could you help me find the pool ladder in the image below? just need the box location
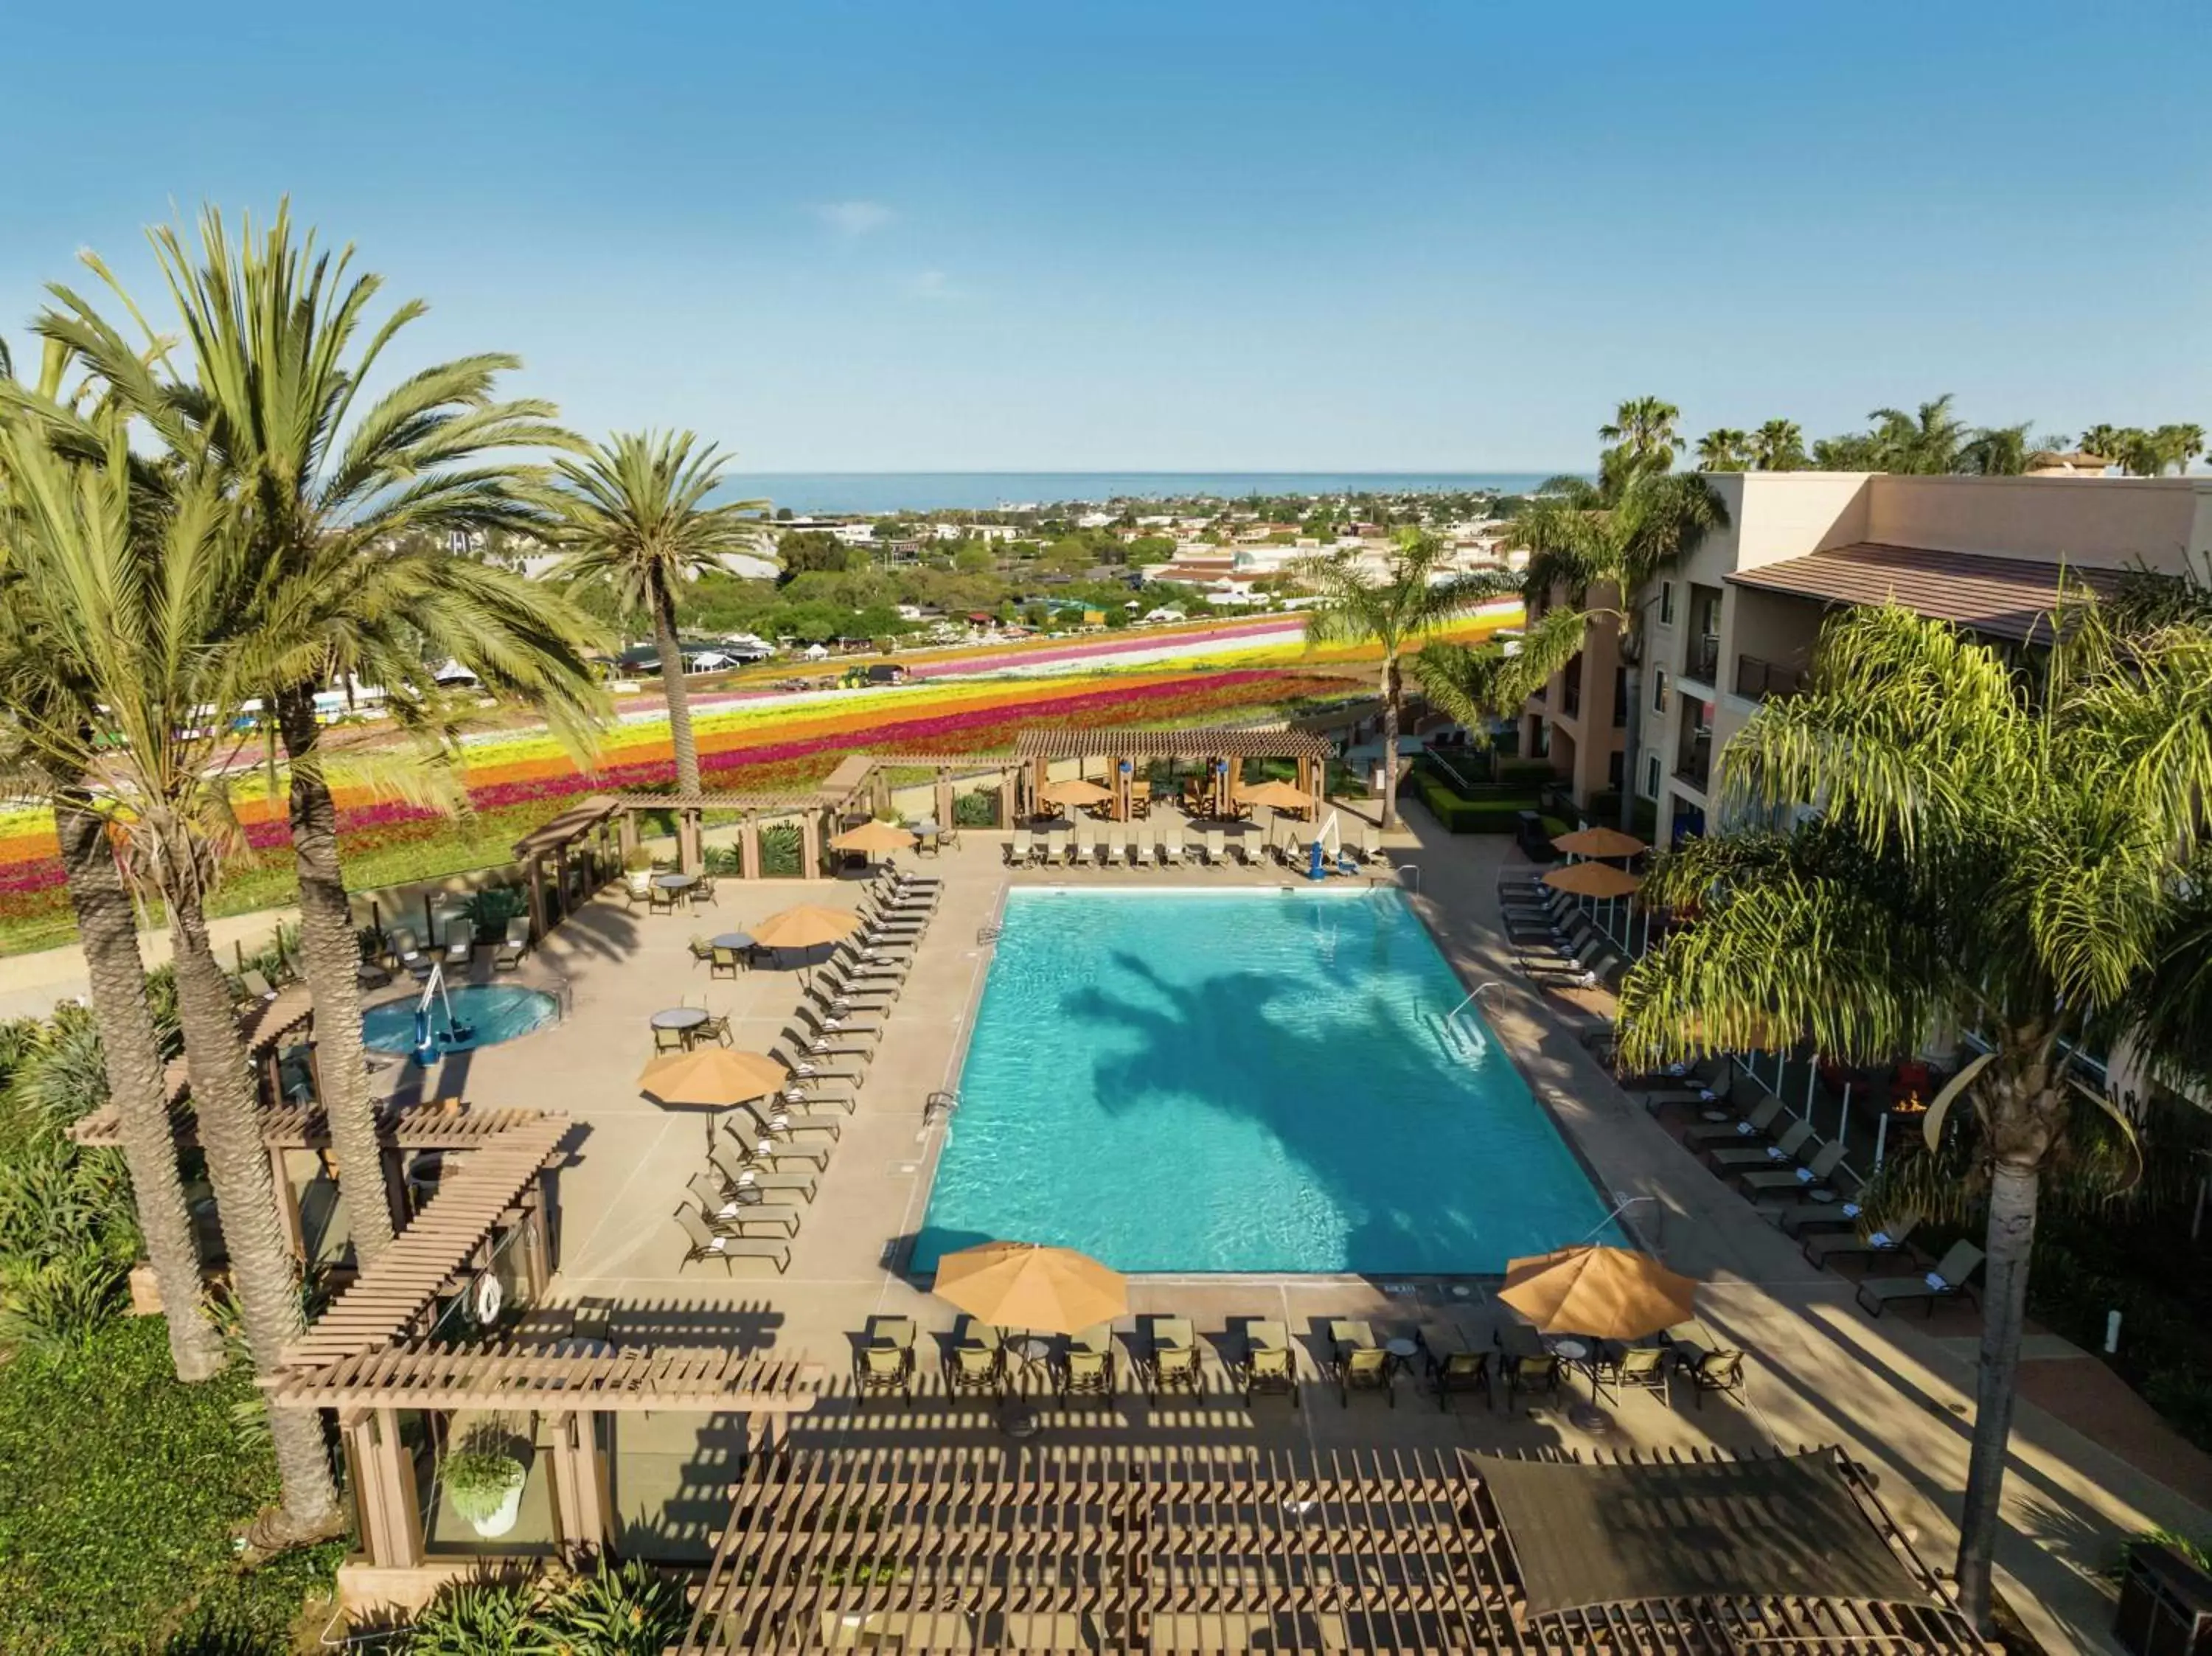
[925,1089,961,1124]
[1438,983,1502,1063]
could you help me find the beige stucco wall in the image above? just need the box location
[1863,475,2211,573]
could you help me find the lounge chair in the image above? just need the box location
[1709,1118,1815,1172]
[1073,825,1097,866]
[718,1121,830,1172]
[239,969,278,1003]
[944,1322,1006,1399]
[1857,1240,1984,1318]
[1007,829,1032,866]
[493,917,531,971]
[768,1042,863,1088]
[1331,1319,1393,1408]
[1144,1317,1203,1402]
[674,1204,790,1276]
[784,1017,876,1059]
[1104,824,1127,867]
[1203,828,1226,865]
[1160,827,1186,865]
[1048,827,1073,866]
[1677,1345,1747,1408]
[799,997,884,1037]
[751,1098,846,1141]
[388,925,433,980]
[1682,1094,1786,1143]
[1058,1324,1117,1405]
[1806,1213,1920,1274]
[706,1144,818,1204]
[1428,1347,1490,1412]
[814,975,897,1014]
[855,1316,916,1409]
[684,1173,801,1238]
[1027,829,1052,866]
[1738,1138,1849,1194]
[1591,1341,1670,1407]
[1242,1320,1298,1408]
[1134,825,1156,866]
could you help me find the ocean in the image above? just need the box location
[716,471,1560,515]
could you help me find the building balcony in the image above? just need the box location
[1685,636,1720,685]
[1674,740,1711,790]
[1734,654,1808,700]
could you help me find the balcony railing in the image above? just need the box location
[1562,682,1581,717]
[1686,636,1720,683]
[1735,654,1808,700]
[1674,740,1711,790]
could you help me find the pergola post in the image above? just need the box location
[799,810,821,877]
[518,1191,552,1299]
[380,1146,412,1234]
[269,1144,307,1260]
[525,860,548,945]
[934,770,955,832]
[617,809,639,864]
[740,815,761,880]
[679,809,703,874]
[544,1409,612,1559]
[343,1407,425,1569]
[998,768,1017,829]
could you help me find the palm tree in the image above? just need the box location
[1597,397,1682,490]
[1750,420,1806,471]
[1694,428,1750,472]
[2153,422,2205,474]
[544,432,770,807]
[1615,597,2212,1632]
[1487,470,1728,832]
[40,204,605,1267]
[0,345,224,1382]
[1958,421,2038,476]
[2077,423,2126,468]
[1868,394,1970,473]
[1293,530,1508,830]
[0,408,342,1545]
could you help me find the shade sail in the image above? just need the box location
[1498,1244,1697,1341]
[1242,779,1315,809]
[1552,826,1648,858]
[830,819,918,854]
[638,1048,788,1107]
[1043,777,1113,807]
[1543,861,1644,899]
[751,904,864,949]
[931,1241,1128,1335]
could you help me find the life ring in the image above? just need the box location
[472,1273,504,1324]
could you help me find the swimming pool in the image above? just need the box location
[913,888,1618,1275]
[361,984,561,1057]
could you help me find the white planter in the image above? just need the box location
[468,1478,525,1539]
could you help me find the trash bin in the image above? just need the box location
[2116,1542,2212,1656]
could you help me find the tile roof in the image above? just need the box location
[1725,543,2126,643]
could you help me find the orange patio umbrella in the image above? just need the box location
[831,819,919,855]
[751,903,864,950]
[931,1240,1129,1335]
[1043,776,1113,807]
[1242,779,1315,810]
[637,1047,788,1107]
[1552,825,1649,859]
[1498,1244,1697,1343]
[1543,861,1643,900]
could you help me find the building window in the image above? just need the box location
[1644,753,1662,799]
[1652,669,1669,714]
[1607,751,1625,791]
[1658,581,1676,625]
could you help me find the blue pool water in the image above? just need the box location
[914,888,1618,1275]
[360,984,561,1057]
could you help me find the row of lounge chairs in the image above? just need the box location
[1497,874,1627,991]
[674,868,942,1277]
[377,916,533,981]
[1006,822,1389,872]
[1631,1060,1988,1318]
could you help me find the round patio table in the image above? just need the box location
[654,872,699,894]
[712,931,754,952]
[650,1006,709,1034]
[1385,1336,1420,1377]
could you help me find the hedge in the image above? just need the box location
[1414,778,1539,834]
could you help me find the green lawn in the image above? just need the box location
[0,1319,344,1655]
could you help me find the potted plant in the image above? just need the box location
[444,1428,529,1538]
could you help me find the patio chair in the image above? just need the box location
[1144,1318,1203,1402]
[389,925,434,980]
[1503,1351,1563,1410]
[1058,1324,1117,1405]
[652,1023,688,1055]
[647,883,678,916]
[1857,1240,1984,1318]
[622,871,653,908]
[1160,827,1186,865]
[1592,1341,1671,1408]
[481,918,527,972]
[944,1322,1006,1400]
[1739,1137,1848,1195]
[1681,1096,1785,1141]
[855,1316,917,1409]
[695,1006,734,1047]
[1677,1346,1748,1408]
[692,873,717,907]
[673,1204,790,1276]
[1105,824,1127,867]
[238,969,279,1003]
[1428,1348,1491,1413]
[1134,825,1156,866]
[1008,829,1032,866]
[1242,1321,1298,1409]
[1203,828,1226,864]
[1709,1118,1815,1172]
[1330,1319,1393,1408]
[688,934,715,968]
[1805,1213,1921,1274]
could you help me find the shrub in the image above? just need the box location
[1413,778,1536,834]
[759,824,803,877]
[400,1576,542,1655]
[462,886,529,939]
[952,790,998,828]
[400,1560,688,1655]
[442,1431,527,1525]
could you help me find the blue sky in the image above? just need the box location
[2,1,2205,471]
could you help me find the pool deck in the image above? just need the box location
[393,818,2205,1652]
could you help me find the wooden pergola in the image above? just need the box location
[681,1445,1989,1656]
[511,796,624,942]
[1012,726,1335,823]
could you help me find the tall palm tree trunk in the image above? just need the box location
[276,687,394,1266]
[1618,656,1645,835]
[654,579,701,798]
[1955,1154,2041,1630]
[154,826,342,1544]
[1379,653,1402,830]
[56,787,225,1382]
